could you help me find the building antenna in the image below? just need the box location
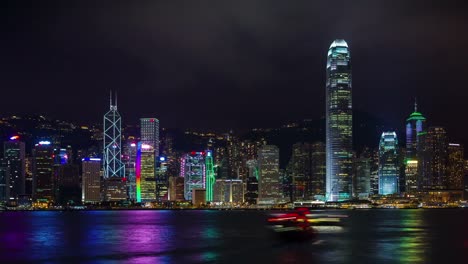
[414,97,418,112]
[115,91,118,109]
[110,90,113,108]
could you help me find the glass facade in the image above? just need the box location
[405,103,426,192]
[258,145,281,203]
[140,118,160,157]
[103,93,125,178]
[181,152,205,201]
[326,39,353,201]
[378,132,400,195]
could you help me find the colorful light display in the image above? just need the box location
[135,142,142,203]
[205,150,215,202]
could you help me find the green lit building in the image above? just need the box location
[405,102,426,192]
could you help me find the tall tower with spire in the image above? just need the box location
[103,91,125,178]
[405,99,426,192]
[325,39,353,201]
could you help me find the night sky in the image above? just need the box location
[1,1,467,144]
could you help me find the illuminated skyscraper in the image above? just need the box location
[33,141,54,203]
[136,143,156,202]
[82,158,101,204]
[405,101,426,192]
[103,92,125,178]
[3,136,26,199]
[378,132,400,195]
[447,143,464,189]
[326,39,353,201]
[181,152,205,201]
[205,150,215,202]
[140,118,160,157]
[258,145,281,203]
[287,143,310,201]
[155,156,169,202]
[419,127,447,189]
[311,142,326,198]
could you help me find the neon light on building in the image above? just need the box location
[205,150,215,202]
[135,142,142,203]
[180,152,205,201]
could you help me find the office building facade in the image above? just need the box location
[326,39,353,201]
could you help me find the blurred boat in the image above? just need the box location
[267,208,317,241]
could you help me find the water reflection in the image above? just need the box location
[375,210,428,263]
[0,209,467,263]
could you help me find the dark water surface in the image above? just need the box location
[1,209,467,263]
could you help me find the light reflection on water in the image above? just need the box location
[0,209,467,263]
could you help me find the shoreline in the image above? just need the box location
[1,207,466,212]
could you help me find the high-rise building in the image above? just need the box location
[287,143,311,201]
[103,92,125,178]
[33,141,54,203]
[205,150,215,202]
[136,143,156,202]
[405,102,426,193]
[181,152,205,201]
[123,141,137,201]
[354,157,371,199]
[213,179,243,203]
[155,156,169,202]
[419,127,448,189]
[0,164,10,203]
[140,118,160,157]
[446,143,464,190]
[311,142,326,198]
[325,39,353,201]
[4,136,26,199]
[245,159,259,204]
[82,158,102,204]
[378,132,400,195]
[258,145,281,203]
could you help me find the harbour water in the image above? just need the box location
[1,209,467,263]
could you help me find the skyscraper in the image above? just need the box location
[258,145,281,203]
[136,143,156,202]
[311,142,326,198]
[140,118,160,157]
[82,158,101,204]
[447,143,464,190]
[326,39,353,201]
[354,157,371,199]
[103,92,125,178]
[205,150,215,202]
[3,136,26,199]
[419,127,448,189]
[33,141,54,203]
[287,143,311,201]
[378,132,400,195]
[181,152,205,201]
[405,101,426,192]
